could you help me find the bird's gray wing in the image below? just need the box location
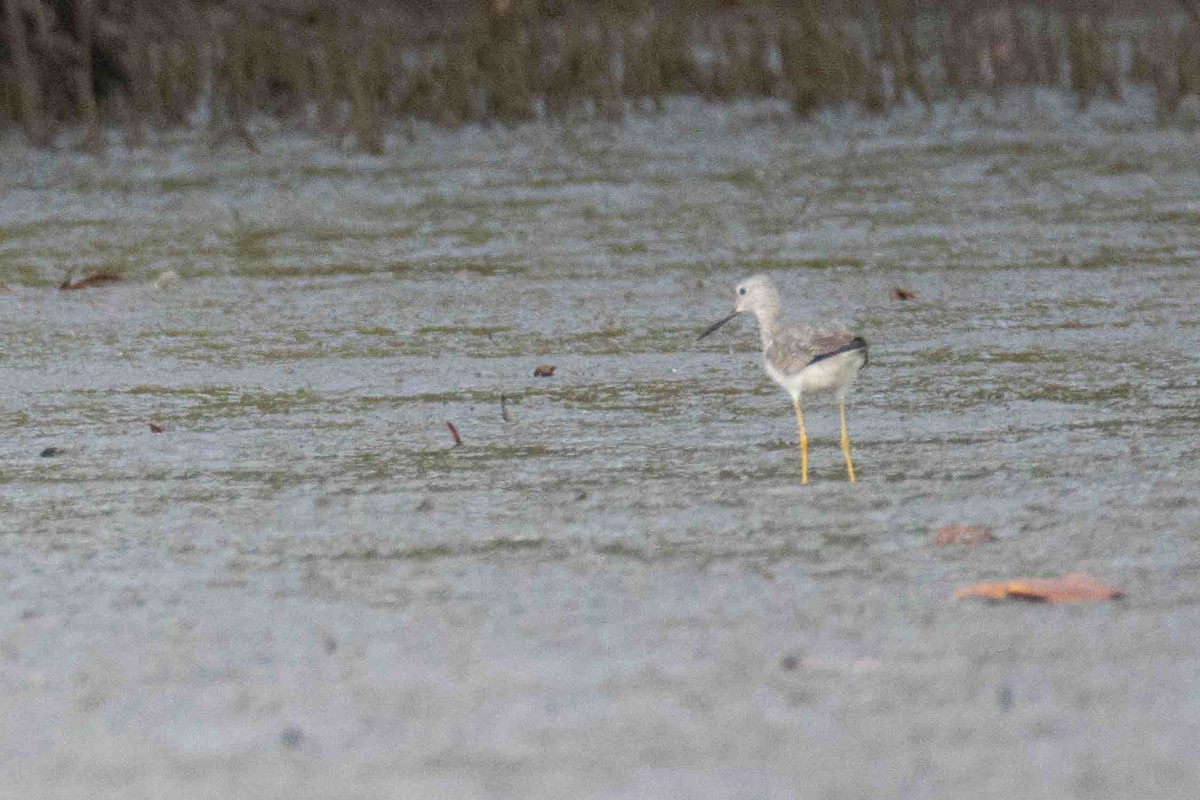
[767,323,859,376]
[764,325,818,376]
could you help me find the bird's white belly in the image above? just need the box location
[764,351,864,397]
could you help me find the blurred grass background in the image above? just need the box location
[2,1,1199,153]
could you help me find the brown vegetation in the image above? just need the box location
[934,524,993,545]
[2,1,1198,152]
[954,572,1122,603]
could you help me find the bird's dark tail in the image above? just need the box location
[848,336,869,367]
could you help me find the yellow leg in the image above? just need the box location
[839,396,857,484]
[791,395,808,484]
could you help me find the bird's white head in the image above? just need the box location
[733,274,781,318]
[698,274,781,341]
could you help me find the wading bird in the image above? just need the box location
[700,275,868,484]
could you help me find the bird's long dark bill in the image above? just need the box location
[698,310,739,340]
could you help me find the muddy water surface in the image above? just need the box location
[2,97,1200,797]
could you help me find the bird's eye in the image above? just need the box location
[738,287,746,296]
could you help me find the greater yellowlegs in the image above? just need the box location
[699,274,868,484]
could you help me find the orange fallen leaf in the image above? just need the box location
[60,273,122,290]
[935,524,994,545]
[891,287,915,300]
[446,421,462,446]
[954,572,1121,604]
[533,365,556,377]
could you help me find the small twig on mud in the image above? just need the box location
[60,272,122,290]
[500,394,510,422]
[446,421,462,446]
[233,122,260,153]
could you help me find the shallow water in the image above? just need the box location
[3,95,1200,798]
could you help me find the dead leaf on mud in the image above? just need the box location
[446,421,462,446]
[60,273,123,290]
[533,364,556,377]
[149,423,165,434]
[890,287,916,300]
[953,572,1121,604]
[935,524,994,545]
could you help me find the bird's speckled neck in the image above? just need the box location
[751,306,780,351]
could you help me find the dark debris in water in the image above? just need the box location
[39,447,63,458]
[533,365,556,377]
[279,726,304,750]
[997,685,1014,713]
